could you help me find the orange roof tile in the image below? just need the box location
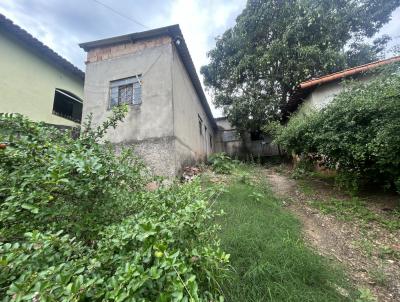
[300,56,400,89]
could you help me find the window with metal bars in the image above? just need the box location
[109,75,142,108]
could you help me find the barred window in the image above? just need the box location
[109,75,142,108]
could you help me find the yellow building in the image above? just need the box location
[0,13,84,126]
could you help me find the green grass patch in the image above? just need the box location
[311,198,400,231]
[210,175,356,301]
[298,180,316,196]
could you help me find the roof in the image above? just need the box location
[300,55,400,89]
[0,13,84,80]
[282,55,400,119]
[79,25,217,129]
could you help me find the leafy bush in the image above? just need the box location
[0,110,229,301]
[208,153,236,174]
[275,67,400,192]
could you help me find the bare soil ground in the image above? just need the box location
[263,167,400,302]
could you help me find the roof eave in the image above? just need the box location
[0,13,84,80]
[79,25,217,129]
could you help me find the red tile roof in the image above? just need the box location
[281,55,400,120]
[300,56,400,89]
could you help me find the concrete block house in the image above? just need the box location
[80,25,216,177]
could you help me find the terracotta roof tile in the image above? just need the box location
[300,56,400,89]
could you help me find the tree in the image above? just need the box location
[201,0,400,131]
[345,35,392,67]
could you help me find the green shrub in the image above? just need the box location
[208,153,235,174]
[0,110,229,301]
[276,67,400,192]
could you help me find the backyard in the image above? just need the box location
[1,111,400,301]
[203,160,400,302]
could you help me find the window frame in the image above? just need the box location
[52,89,83,123]
[109,75,142,109]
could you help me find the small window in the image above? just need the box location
[52,89,83,123]
[198,115,203,135]
[209,134,213,149]
[109,75,142,108]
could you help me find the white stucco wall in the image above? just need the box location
[298,75,374,116]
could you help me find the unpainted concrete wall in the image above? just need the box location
[215,117,279,158]
[171,44,215,170]
[83,37,176,176]
[83,36,216,176]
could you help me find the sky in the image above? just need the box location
[1,0,399,117]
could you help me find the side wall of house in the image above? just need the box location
[297,81,344,116]
[0,32,83,126]
[297,75,374,116]
[82,37,177,176]
[171,44,215,171]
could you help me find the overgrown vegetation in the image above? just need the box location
[208,152,236,174]
[311,198,400,231]
[205,166,359,302]
[201,0,400,131]
[274,68,400,193]
[0,110,229,301]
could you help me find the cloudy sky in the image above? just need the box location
[1,0,399,116]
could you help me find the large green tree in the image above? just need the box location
[201,0,400,131]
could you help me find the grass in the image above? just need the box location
[297,180,316,196]
[207,166,357,302]
[369,266,388,287]
[310,198,400,231]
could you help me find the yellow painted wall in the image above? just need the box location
[0,32,84,126]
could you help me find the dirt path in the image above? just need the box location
[263,168,400,302]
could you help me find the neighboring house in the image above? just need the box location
[282,56,400,119]
[215,117,279,159]
[0,14,84,126]
[80,25,217,177]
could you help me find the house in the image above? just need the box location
[0,13,84,126]
[214,117,279,159]
[282,55,400,119]
[80,25,217,177]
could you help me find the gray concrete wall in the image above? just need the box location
[215,117,279,158]
[215,118,243,156]
[171,45,215,171]
[83,36,218,176]
[83,37,177,176]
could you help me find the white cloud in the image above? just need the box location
[165,0,246,116]
[1,1,399,117]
